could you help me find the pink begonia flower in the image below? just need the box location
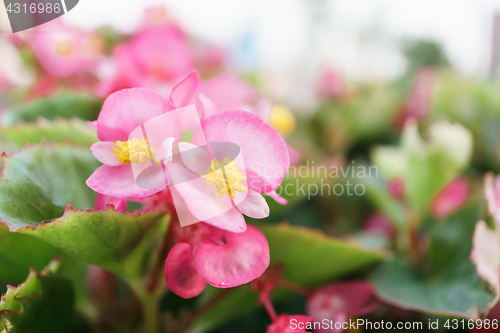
[164,222,269,298]
[431,177,469,220]
[307,281,379,333]
[266,315,313,333]
[166,110,289,233]
[30,19,103,77]
[395,68,434,127]
[364,214,395,239]
[96,26,194,97]
[485,173,500,226]
[316,69,346,100]
[86,88,182,198]
[386,178,404,199]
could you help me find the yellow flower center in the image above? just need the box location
[269,104,296,136]
[55,41,73,56]
[112,138,160,166]
[201,157,247,199]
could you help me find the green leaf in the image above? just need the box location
[0,143,169,283]
[0,144,99,230]
[1,90,102,126]
[370,204,494,318]
[0,223,86,307]
[262,223,383,286]
[18,208,169,280]
[0,223,59,283]
[1,118,98,147]
[194,223,383,331]
[0,260,75,333]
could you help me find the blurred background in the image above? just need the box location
[3,0,500,108]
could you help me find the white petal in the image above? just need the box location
[236,190,270,219]
[90,141,122,166]
[155,137,175,164]
[178,141,211,175]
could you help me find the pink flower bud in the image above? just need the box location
[431,177,468,220]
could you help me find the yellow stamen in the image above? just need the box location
[201,157,247,199]
[112,138,160,166]
[55,41,73,56]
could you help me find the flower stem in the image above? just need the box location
[129,279,161,333]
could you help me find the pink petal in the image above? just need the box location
[202,72,257,111]
[199,93,219,119]
[431,177,469,220]
[90,141,122,166]
[166,162,246,233]
[94,193,127,212]
[96,88,174,142]
[178,142,211,175]
[266,190,288,205]
[169,71,202,112]
[130,26,194,82]
[88,120,98,129]
[86,164,162,198]
[470,221,500,294]
[192,110,290,193]
[193,225,270,288]
[164,242,207,299]
[236,190,270,219]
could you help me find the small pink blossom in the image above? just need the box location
[364,214,395,239]
[164,223,269,298]
[395,68,434,127]
[316,69,346,100]
[96,26,194,96]
[30,19,103,77]
[431,177,468,220]
[387,178,404,199]
[307,281,379,333]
